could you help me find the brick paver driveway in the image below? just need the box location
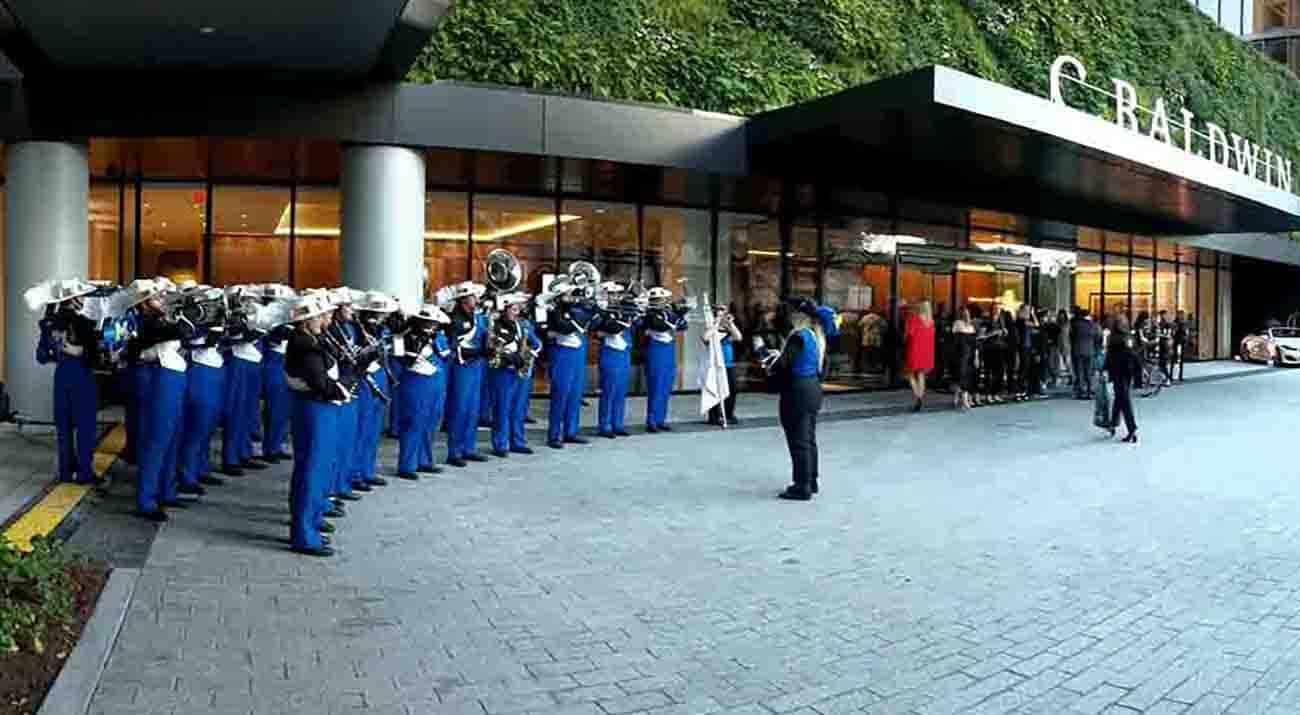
[87,368,1300,715]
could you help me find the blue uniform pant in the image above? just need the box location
[385,358,403,437]
[242,366,263,460]
[335,397,360,495]
[53,361,97,483]
[178,363,224,488]
[446,360,484,461]
[262,352,291,456]
[547,346,584,443]
[480,372,495,426]
[567,349,587,438]
[511,372,532,450]
[397,371,442,473]
[122,366,144,465]
[290,396,334,550]
[598,353,631,433]
[351,370,388,484]
[645,341,676,427]
[222,359,258,467]
[488,367,523,453]
[136,366,186,513]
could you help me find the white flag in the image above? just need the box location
[698,294,730,423]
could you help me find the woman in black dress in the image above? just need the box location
[953,305,978,410]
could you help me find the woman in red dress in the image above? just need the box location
[903,300,936,411]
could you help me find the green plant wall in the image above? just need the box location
[410,0,1300,173]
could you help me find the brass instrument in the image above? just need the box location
[484,249,523,370]
[320,323,389,403]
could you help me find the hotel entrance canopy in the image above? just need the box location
[748,66,1300,236]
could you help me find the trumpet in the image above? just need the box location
[320,325,390,404]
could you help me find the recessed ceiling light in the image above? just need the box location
[240,213,247,219]
[161,221,168,228]
[200,26,216,34]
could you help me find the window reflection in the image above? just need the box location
[293,187,340,289]
[1104,254,1132,321]
[1198,267,1216,359]
[1130,258,1153,320]
[644,206,712,390]
[1075,252,1102,316]
[211,139,294,180]
[727,214,779,389]
[139,183,204,283]
[89,182,121,282]
[559,201,636,286]
[427,192,471,297]
[211,186,290,285]
[475,194,553,294]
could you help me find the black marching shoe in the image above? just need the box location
[564,436,589,445]
[510,446,534,455]
[291,545,335,558]
[613,430,631,437]
[416,464,439,474]
[319,521,335,534]
[547,440,565,450]
[198,475,225,486]
[352,482,373,493]
[645,425,659,434]
[178,483,206,497]
[261,454,283,464]
[397,472,420,481]
[492,449,509,458]
[465,453,489,463]
[777,486,812,501]
[241,459,269,471]
[447,458,468,468]
[524,416,538,424]
[220,464,245,477]
[657,424,673,432]
[598,431,616,439]
[726,416,741,426]
[366,476,388,487]
[336,492,362,502]
[811,480,819,495]
[137,510,169,523]
[161,499,189,510]
[324,507,346,519]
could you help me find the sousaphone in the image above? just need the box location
[484,248,523,293]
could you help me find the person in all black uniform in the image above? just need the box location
[285,293,351,557]
[126,279,193,522]
[1103,317,1141,444]
[768,297,829,501]
[34,279,101,485]
[1172,309,1190,382]
[1156,310,1175,388]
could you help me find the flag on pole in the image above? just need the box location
[699,293,730,426]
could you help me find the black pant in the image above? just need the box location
[708,366,738,423]
[984,348,1006,394]
[1173,343,1186,380]
[1111,379,1137,435]
[1072,355,1094,396]
[779,378,822,494]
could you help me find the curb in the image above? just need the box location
[36,567,139,715]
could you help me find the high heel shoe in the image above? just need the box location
[911,398,923,413]
[1122,432,1138,444]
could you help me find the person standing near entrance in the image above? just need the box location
[770,297,827,501]
[902,300,935,412]
[446,282,490,467]
[1070,307,1099,399]
[1173,309,1190,382]
[1104,317,1140,444]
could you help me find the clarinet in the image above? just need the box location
[321,325,389,404]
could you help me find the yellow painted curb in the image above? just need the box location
[3,423,127,552]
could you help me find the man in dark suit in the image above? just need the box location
[1069,307,1100,399]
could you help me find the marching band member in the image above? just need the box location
[35,279,100,484]
[126,279,192,521]
[220,289,265,477]
[260,284,295,463]
[510,310,543,454]
[703,304,743,426]
[285,293,349,557]
[177,286,228,497]
[395,303,451,479]
[326,288,365,499]
[771,297,828,501]
[446,282,490,467]
[546,287,591,449]
[642,286,688,433]
[350,291,399,488]
[487,292,530,458]
[595,282,636,438]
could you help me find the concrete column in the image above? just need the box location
[340,145,426,306]
[4,141,89,422]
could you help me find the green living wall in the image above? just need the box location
[410,0,1300,172]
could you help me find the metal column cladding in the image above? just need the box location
[3,141,89,422]
[340,145,427,307]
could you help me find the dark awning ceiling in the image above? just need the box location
[0,0,452,80]
[748,66,1300,236]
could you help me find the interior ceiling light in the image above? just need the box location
[275,205,581,241]
[199,26,216,34]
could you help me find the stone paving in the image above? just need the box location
[80,364,1300,715]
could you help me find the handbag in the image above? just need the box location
[1092,377,1112,430]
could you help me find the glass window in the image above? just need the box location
[728,214,781,371]
[1175,243,1198,265]
[789,224,819,298]
[969,209,1027,234]
[1104,254,1131,321]
[1155,261,1177,319]
[1131,235,1154,258]
[655,168,712,207]
[969,228,1023,248]
[720,175,780,214]
[211,139,294,181]
[123,183,137,279]
[292,187,341,289]
[1178,263,1196,317]
[1219,252,1232,270]
[957,265,1023,317]
[1156,238,1177,262]
[424,192,471,297]
[210,186,290,286]
[823,217,892,386]
[1077,226,1103,251]
[1075,252,1102,316]
[130,138,209,178]
[476,151,556,193]
[1218,268,1232,359]
[1130,258,1153,321]
[1198,267,1216,359]
[1200,248,1217,267]
[644,206,712,390]
[473,194,551,295]
[558,201,636,287]
[139,183,205,283]
[88,182,122,282]
[561,160,633,199]
[427,148,470,187]
[90,139,130,178]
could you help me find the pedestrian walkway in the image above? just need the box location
[70,360,1300,715]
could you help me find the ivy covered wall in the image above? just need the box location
[410,0,1300,172]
